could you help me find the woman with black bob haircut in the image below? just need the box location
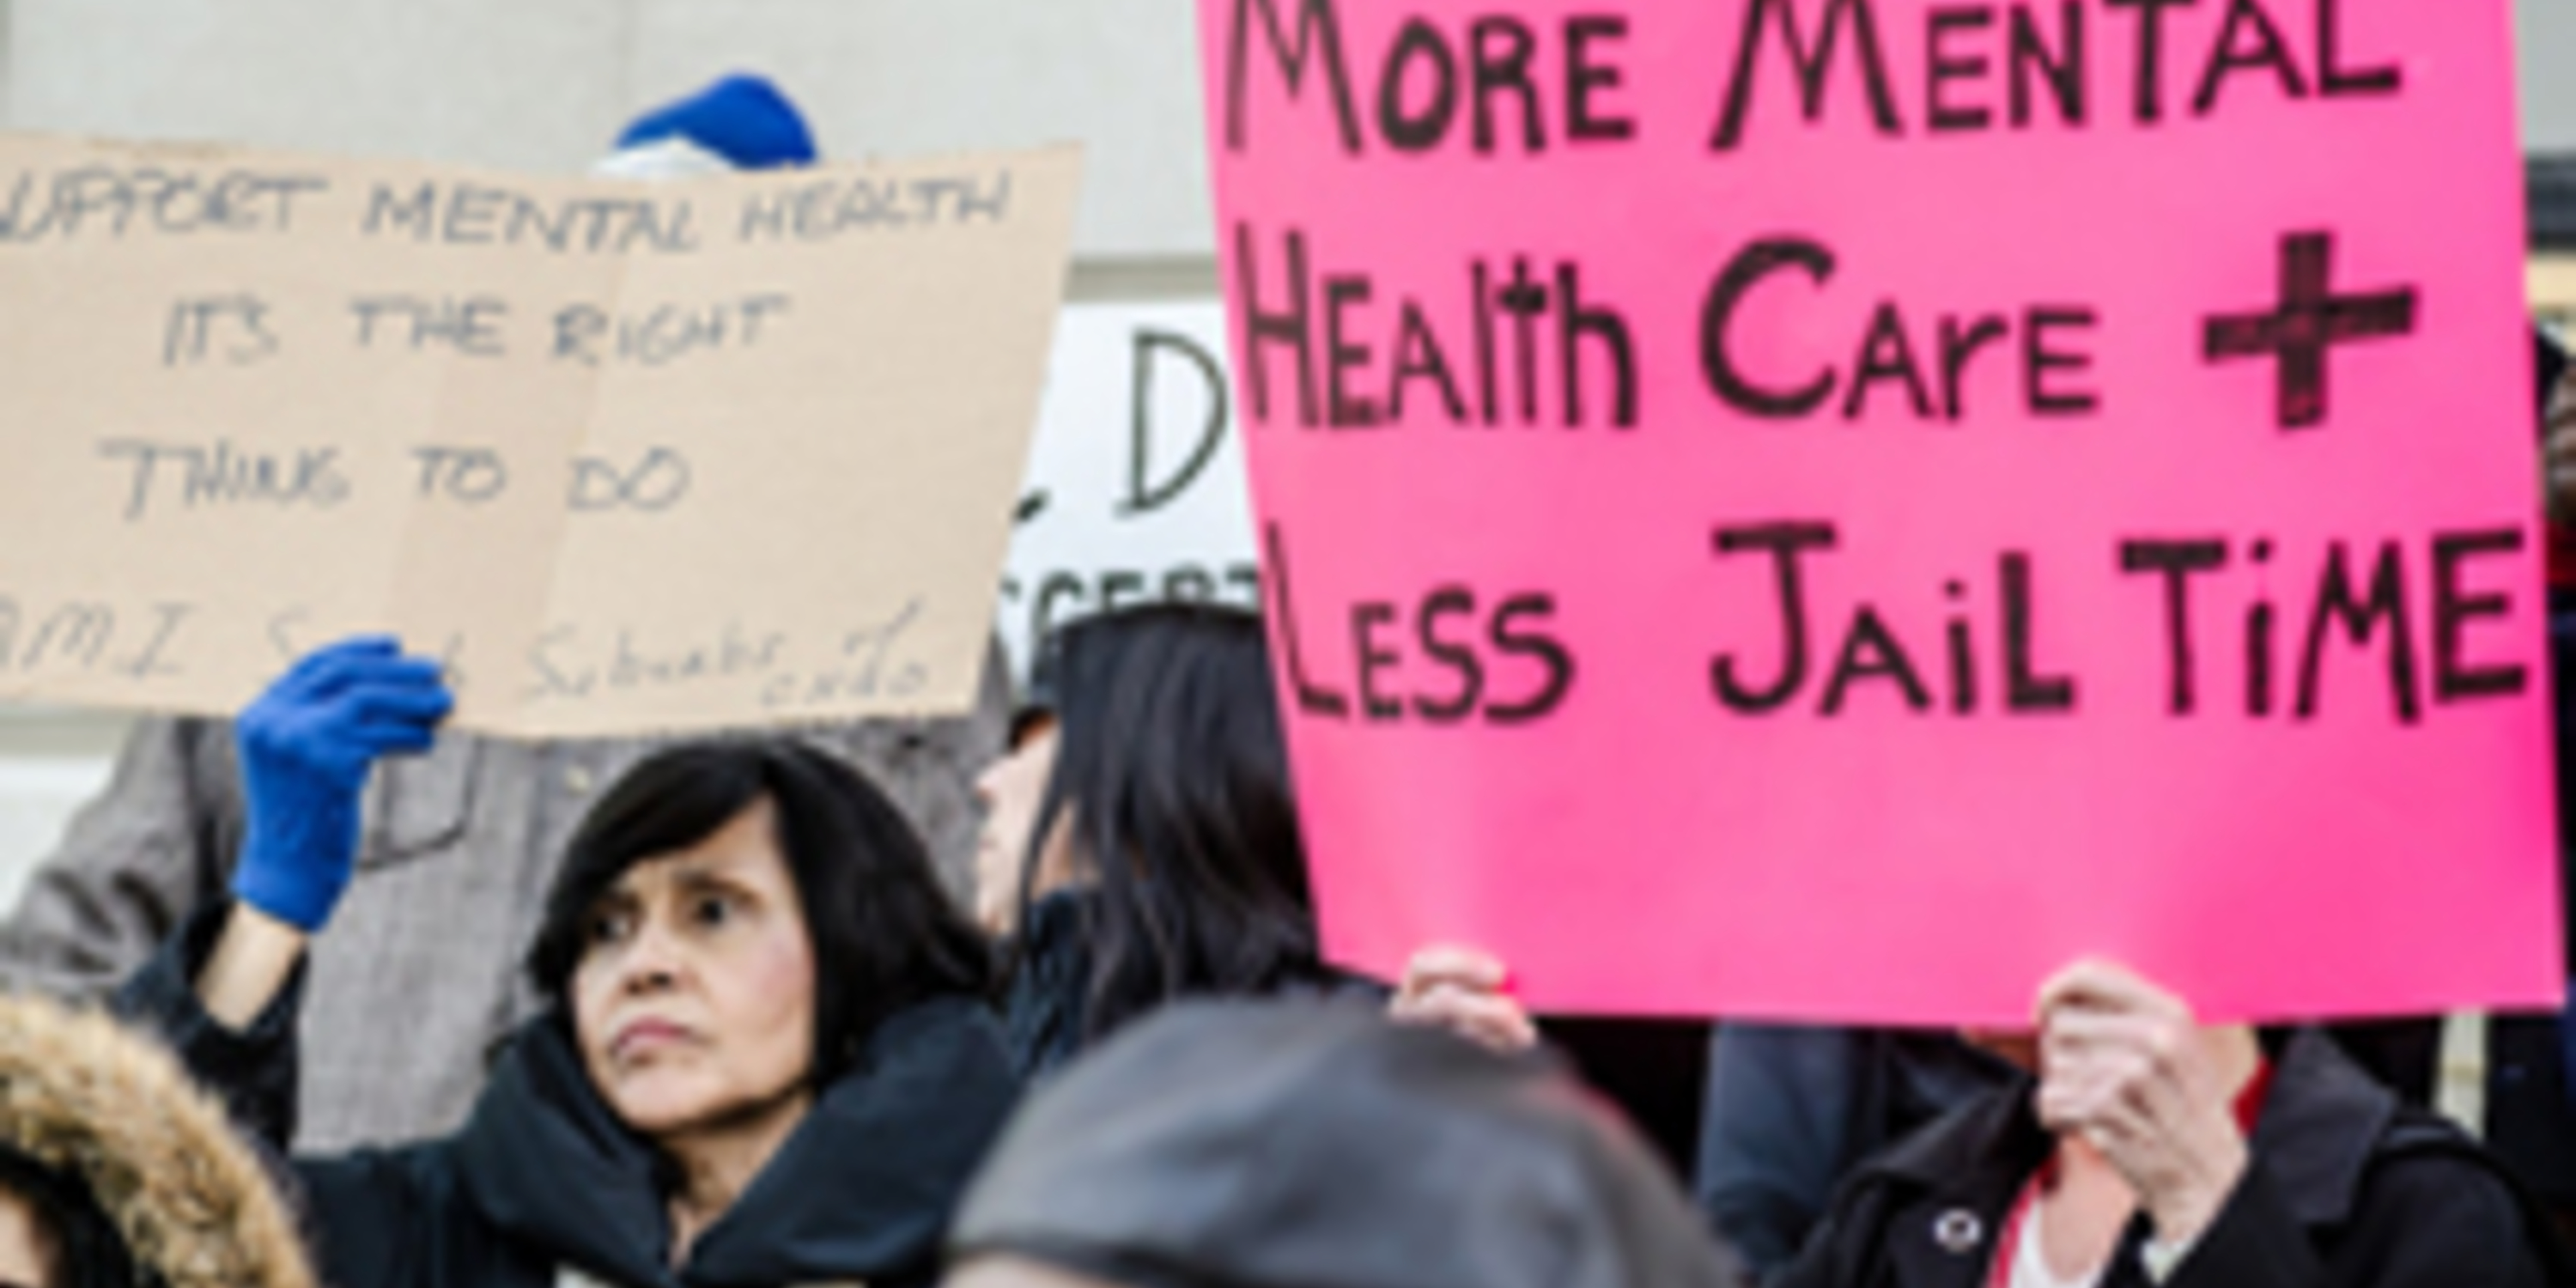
[973,603,1346,1076]
[124,657,1022,1288]
[527,739,993,1081]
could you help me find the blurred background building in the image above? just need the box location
[0,0,2569,900]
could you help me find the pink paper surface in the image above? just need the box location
[1198,0,2560,1024]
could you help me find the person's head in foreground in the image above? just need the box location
[1395,949,2573,1285]
[975,605,1327,1072]
[943,1000,1746,1288]
[0,993,311,1288]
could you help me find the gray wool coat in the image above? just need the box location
[0,651,1007,1152]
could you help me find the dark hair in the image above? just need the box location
[1014,604,1321,1042]
[527,738,990,1081]
[0,1146,137,1288]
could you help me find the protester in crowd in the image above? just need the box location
[0,72,1012,1152]
[1777,962,2570,1288]
[118,640,1018,1288]
[1694,1025,2015,1273]
[0,991,313,1288]
[977,604,1346,1077]
[981,605,1714,1167]
[1396,950,2571,1285]
[1663,324,2576,1273]
[944,999,1746,1288]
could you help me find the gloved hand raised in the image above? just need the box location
[232,636,453,933]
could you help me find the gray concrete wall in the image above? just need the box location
[2525,0,2576,151]
[627,0,1211,261]
[9,1,2573,254]
[5,0,1216,263]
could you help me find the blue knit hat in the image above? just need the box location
[610,74,817,172]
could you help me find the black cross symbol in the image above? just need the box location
[2202,231,2418,432]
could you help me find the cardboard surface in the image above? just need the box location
[1200,0,2559,1022]
[0,134,1080,734]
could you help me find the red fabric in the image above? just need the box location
[2549,520,2576,591]
[1990,1166,2050,1288]
[2232,1057,2275,1133]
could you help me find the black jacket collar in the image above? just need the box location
[2235,1030,2401,1227]
[451,996,1020,1288]
[1856,1029,2398,1231]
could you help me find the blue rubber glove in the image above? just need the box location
[232,636,453,933]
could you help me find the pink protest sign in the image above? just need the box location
[1198,0,2560,1024]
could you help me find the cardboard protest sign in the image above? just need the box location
[0,134,1080,736]
[1200,0,2558,1022]
[999,302,1260,679]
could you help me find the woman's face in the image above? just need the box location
[0,1186,53,1288]
[571,798,819,1140]
[973,719,1077,935]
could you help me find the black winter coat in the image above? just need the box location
[123,908,1021,1288]
[1775,1030,2573,1288]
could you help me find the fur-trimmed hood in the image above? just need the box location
[0,992,312,1288]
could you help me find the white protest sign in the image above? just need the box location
[997,301,1261,678]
